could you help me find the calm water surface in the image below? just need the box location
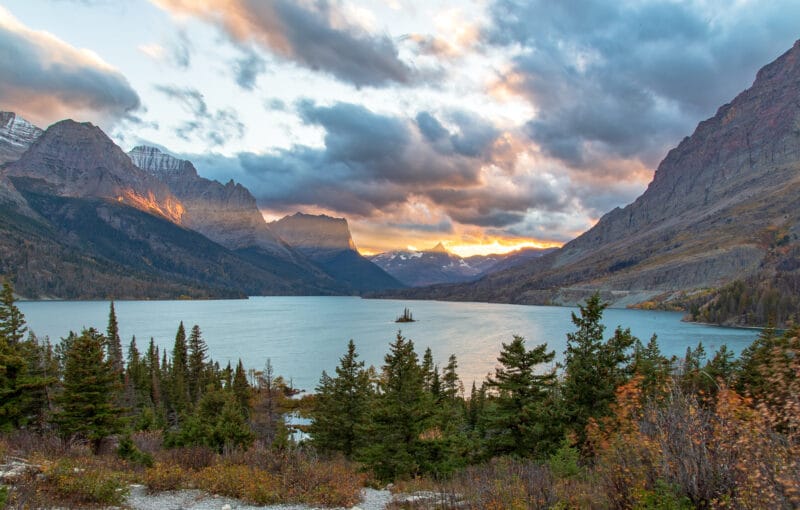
[18,297,757,391]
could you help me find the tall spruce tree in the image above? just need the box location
[170,322,189,416]
[54,328,122,453]
[310,339,373,457]
[484,335,557,457]
[362,332,431,481]
[106,301,123,382]
[232,359,251,415]
[0,280,52,430]
[561,294,635,448]
[187,324,208,405]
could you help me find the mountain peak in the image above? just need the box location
[0,111,43,165]
[129,145,198,179]
[270,213,358,253]
[4,119,186,224]
[429,242,449,254]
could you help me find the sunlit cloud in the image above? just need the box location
[150,0,414,87]
[0,6,140,128]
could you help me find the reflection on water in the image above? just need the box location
[18,296,757,391]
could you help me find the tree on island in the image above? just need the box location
[396,308,415,323]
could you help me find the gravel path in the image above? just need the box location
[125,485,393,510]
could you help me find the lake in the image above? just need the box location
[18,296,758,392]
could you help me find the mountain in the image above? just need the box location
[0,120,343,298]
[128,146,340,292]
[5,120,185,223]
[0,112,42,165]
[370,243,553,287]
[270,213,404,292]
[388,40,800,313]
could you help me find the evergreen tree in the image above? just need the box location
[166,388,253,452]
[145,339,162,408]
[106,301,123,382]
[0,280,52,430]
[187,324,208,405]
[232,359,251,415]
[441,354,462,401]
[54,328,122,453]
[362,332,431,481]
[631,334,671,402]
[484,335,558,457]
[421,347,436,392]
[561,294,635,448]
[310,339,373,457]
[170,322,189,416]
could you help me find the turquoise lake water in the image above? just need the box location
[18,296,758,392]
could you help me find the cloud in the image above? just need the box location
[150,0,413,87]
[188,102,512,219]
[0,6,140,128]
[233,47,266,90]
[154,85,244,147]
[486,0,800,169]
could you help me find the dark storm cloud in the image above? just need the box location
[155,0,414,88]
[487,0,800,169]
[188,102,523,226]
[154,85,244,147]
[0,12,140,128]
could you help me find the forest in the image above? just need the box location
[1,281,799,509]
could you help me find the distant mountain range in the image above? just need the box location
[369,242,553,287]
[385,40,800,324]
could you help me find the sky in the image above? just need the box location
[1,1,798,256]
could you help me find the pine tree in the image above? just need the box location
[187,324,208,405]
[484,335,557,457]
[0,280,52,430]
[362,332,431,481]
[54,328,122,453]
[106,301,123,382]
[561,294,635,448]
[310,339,373,457]
[232,359,251,415]
[170,322,189,416]
[631,334,671,401]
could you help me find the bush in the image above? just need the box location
[46,459,129,506]
[117,435,154,467]
[0,485,8,509]
[143,462,189,492]
[195,464,281,505]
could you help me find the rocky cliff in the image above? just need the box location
[5,121,186,224]
[390,40,800,308]
[0,112,42,165]
[128,146,292,257]
[270,213,358,255]
[271,213,403,292]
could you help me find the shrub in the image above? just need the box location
[117,435,154,468]
[0,486,8,509]
[46,459,129,506]
[143,462,189,492]
[195,464,281,505]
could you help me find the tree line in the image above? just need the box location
[2,281,799,506]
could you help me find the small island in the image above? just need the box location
[395,307,416,323]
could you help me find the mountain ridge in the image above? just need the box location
[383,39,800,312]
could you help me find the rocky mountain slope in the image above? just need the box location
[270,213,403,292]
[0,121,344,298]
[128,146,339,291]
[370,243,552,287]
[390,40,800,312]
[5,121,186,224]
[0,112,42,165]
